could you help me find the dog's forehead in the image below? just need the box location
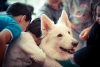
[50,24,71,33]
[56,24,69,29]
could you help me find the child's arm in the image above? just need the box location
[79,25,92,41]
[0,30,11,67]
[18,37,46,65]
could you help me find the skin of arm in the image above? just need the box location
[79,25,92,41]
[0,30,11,67]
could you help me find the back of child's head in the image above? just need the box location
[26,18,42,38]
[6,2,32,21]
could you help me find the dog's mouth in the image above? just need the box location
[60,47,75,54]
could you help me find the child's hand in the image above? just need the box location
[30,59,44,67]
[32,49,46,65]
[79,27,91,40]
[36,59,45,65]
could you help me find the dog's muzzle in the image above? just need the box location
[60,41,78,54]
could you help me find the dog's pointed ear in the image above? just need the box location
[57,10,71,28]
[41,14,54,37]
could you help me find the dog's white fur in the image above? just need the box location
[39,10,78,67]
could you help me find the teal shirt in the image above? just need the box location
[57,59,79,67]
[0,14,22,43]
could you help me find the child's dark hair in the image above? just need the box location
[26,18,41,38]
[93,1,100,19]
[27,5,34,15]
[6,2,32,22]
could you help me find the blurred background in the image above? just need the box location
[0,0,46,19]
[7,0,45,13]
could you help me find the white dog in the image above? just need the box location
[39,10,79,67]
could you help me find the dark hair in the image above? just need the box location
[93,1,100,19]
[26,18,42,38]
[6,2,32,21]
[27,5,34,15]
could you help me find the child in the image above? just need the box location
[0,2,32,67]
[63,0,99,66]
[73,1,100,67]
[36,0,63,24]
[3,18,46,67]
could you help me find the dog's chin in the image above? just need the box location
[60,47,75,54]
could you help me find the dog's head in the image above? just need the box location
[39,10,78,60]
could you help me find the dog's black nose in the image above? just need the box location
[72,41,78,47]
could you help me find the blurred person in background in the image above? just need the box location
[0,0,10,11]
[36,0,63,24]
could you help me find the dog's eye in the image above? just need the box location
[57,34,62,37]
[68,31,70,34]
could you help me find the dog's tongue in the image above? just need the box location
[68,49,75,54]
[60,47,75,54]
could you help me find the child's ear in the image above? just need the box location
[20,15,26,22]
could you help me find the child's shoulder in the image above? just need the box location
[90,22,100,33]
[0,14,15,28]
[0,14,14,21]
